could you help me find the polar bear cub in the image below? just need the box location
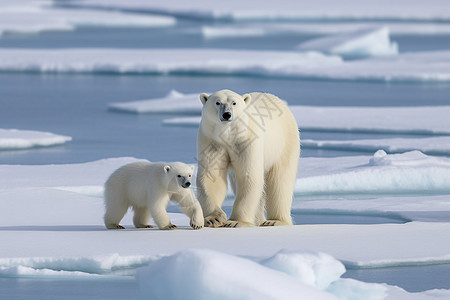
[104,161,204,230]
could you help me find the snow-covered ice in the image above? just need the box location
[0,128,72,150]
[297,27,398,58]
[67,0,450,22]
[163,105,450,135]
[2,48,450,82]
[201,23,450,38]
[295,150,450,196]
[0,0,175,37]
[109,90,203,114]
[302,137,450,156]
[1,154,450,298]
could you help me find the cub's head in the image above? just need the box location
[164,162,195,192]
[200,89,251,124]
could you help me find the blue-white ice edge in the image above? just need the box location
[2,250,449,299]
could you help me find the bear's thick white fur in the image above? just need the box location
[197,89,300,228]
[104,161,203,230]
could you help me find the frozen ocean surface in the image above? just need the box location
[1,0,450,299]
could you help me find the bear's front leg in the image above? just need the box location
[197,142,229,227]
[148,196,176,230]
[225,151,264,228]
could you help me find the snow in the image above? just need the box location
[0,128,72,150]
[136,249,341,300]
[297,27,398,58]
[0,0,175,37]
[296,150,450,196]
[1,48,450,82]
[163,105,450,135]
[67,0,450,22]
[109,90,203,114]
[302,137,450,156]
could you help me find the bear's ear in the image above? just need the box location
[164,165,171,173]
[242,93,251,104]
[190,165,195,171]
[200,93,209,105]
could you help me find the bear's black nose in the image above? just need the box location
[222,112,232,120]
[185,182,191,187]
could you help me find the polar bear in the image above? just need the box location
[197,89,300,228]
[104,161,204,230]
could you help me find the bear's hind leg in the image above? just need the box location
[133,206,153,228]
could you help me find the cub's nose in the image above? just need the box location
[185,182,191,187]
[222,112,232,120]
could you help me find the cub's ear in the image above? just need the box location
[242,93,251,104]
[190,165,195,171]
[164,165,171,173]
[200,93,209,105]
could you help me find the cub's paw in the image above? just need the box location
[204,213,227,228]
[221,220,252,228]
[162,224,177,230]
[260,220,291,226]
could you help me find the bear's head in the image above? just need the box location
[200,89,251,125]
[164,162,195,192]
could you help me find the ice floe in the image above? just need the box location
[296,150,450,196]
[2,48,450,82]
[163,104,450,135]
[297,27,398,58]
[0,128,72,150]
[0,0,175,37]
[302,136,450,156]
[202,23,450,38]
[137,249,450,300]
[67,0,450,22]
[109,90,203,114]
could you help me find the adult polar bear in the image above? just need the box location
[197,89,300,228]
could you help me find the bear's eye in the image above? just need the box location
[232,102,236,106]
[215,101,220,105]
[189,175,191,177]
[177,175,181,178]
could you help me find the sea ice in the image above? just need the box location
[301,136,450,156]
[67,0,450,22]
[109,90,203,114]
[201,23,450,38]
[136,249,340,300]
[296,150,450,195]
[0,128,72,150]
[0,0,175,37]
[1,48,450,82]
[297,27,398,58]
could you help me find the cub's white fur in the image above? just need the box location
[104,161,203,230]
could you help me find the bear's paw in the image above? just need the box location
[221,220,252,228]
[260,220,290,226]
[162,224,178,230]
[204,213,227,228]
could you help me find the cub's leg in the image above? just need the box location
[104,192,129,229]
[133,206,153,228]
[148,196,176,230]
